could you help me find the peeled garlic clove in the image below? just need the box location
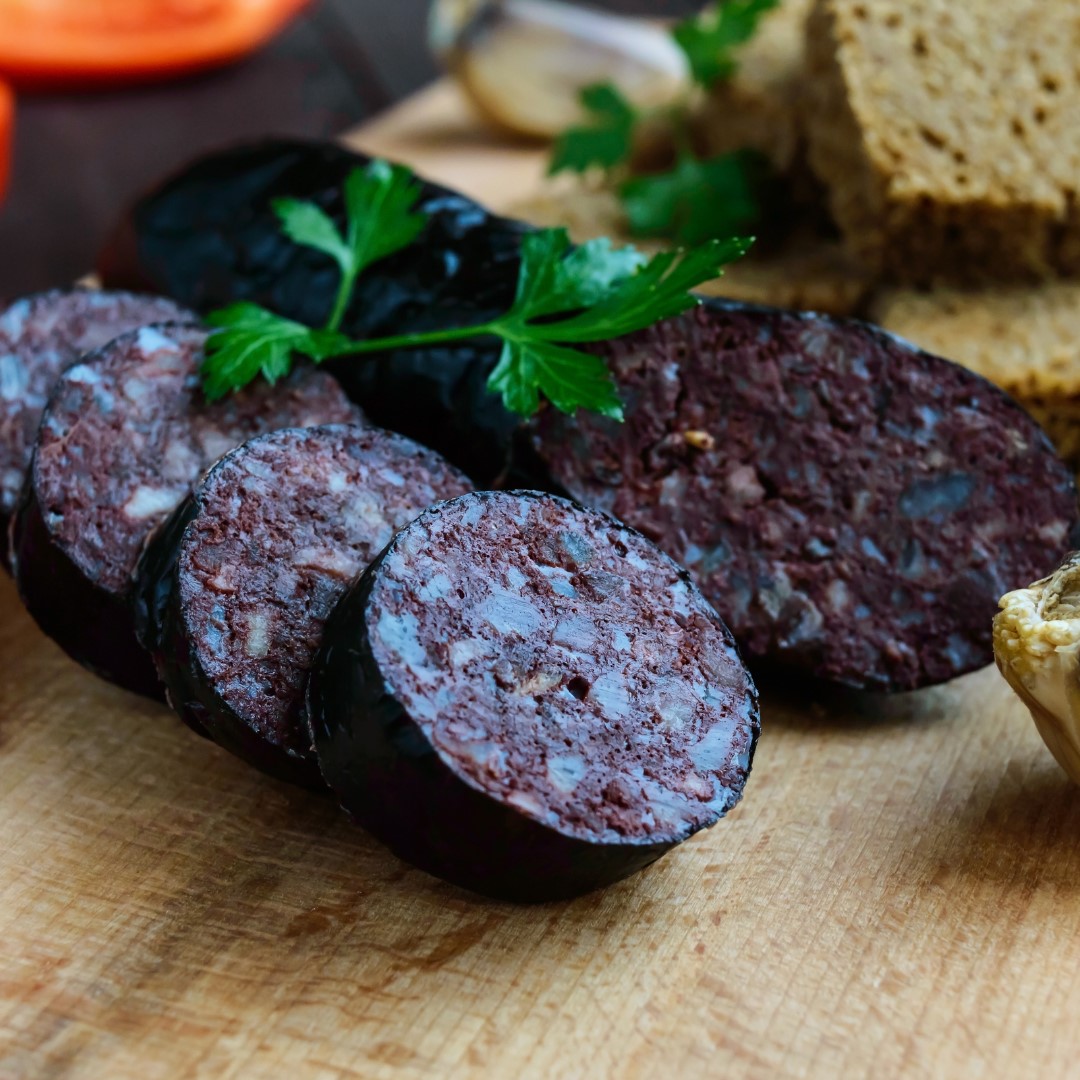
[429,0,688,139]
[994,552,1080,782]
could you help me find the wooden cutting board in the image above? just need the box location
[4,82,1080,1080]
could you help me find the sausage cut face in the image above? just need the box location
[310,490,760,900]
[141,424,472,785]
[13,323,361,696]
[0,289,191,537]
[532,301,1080,691]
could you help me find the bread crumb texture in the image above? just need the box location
[695,0,814,176]
[873,284,1080,398]
[803,0,1080,285]
[873,283,1080,466]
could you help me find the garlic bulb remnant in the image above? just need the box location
[994,553,1080,783]
[429,0,688,138]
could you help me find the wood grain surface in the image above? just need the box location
[4,83,1080,1080]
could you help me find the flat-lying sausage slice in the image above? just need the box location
[12,324,361,699]
[0,288,191,557]
[529,299,1080,692]
[308,489,760,901]
[135,424,472,787]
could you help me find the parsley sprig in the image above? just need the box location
[202,160,750,419]
[673,0,781,86]
[549,0,779,245]
[273,160,427,332]
[548,83,637,177]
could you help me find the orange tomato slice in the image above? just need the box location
[0,0,313,88]
[0,82,12,203]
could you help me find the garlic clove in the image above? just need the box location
[429,0,688,139]
[994,552,1080,783]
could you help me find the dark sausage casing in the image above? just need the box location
[97,138,529,483]
[308,490,760,901]
[12,324,360,699]
[135,425,472,787]
[529,300,1080,692]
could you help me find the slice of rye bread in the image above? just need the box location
[509,183,872,317]
[693,0,814,180]
[803,0,1080,285]
[871,283,1080,467]
[1027,401,1080,474]
[871,284,1080,399]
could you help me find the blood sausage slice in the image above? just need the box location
[308,490,760,901]
[136,424,472,786]
[0,288,191,556]
[12,324,360,698]
[531,301,1080,691]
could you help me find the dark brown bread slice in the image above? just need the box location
[870,282,1080,472]
[803,0,1078,285]
[136,424,472,787]
[529,300,1080,692]
[309,490,760,901]
[870,282,1080,402]
[12,324,361,698]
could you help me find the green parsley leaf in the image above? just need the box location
[507,231,648,320]
[202,303,348,401]
[274,159,428,333]
[560,237,650,306]
[271,199,352,274]
[549,83,638,176]
[202,163,753,422]
[483,228,750,418]
[517,235,754,345]
[488,340,623,421]
[620,150,764,245]
[483,229,641,419]
[673,0,780,87]
[340,160,429,290]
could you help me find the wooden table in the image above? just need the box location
[3,77,1080,1079]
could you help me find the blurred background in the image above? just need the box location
[0,0,699,297]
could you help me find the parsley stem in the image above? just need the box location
[326,267,359,334]
[325,320,501,357]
